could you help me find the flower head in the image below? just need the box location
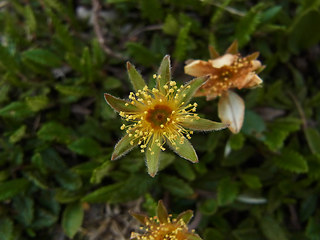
[104,55,227,176]
[184,40,263,100]
[130,200,202,240]
[184,41,264,134]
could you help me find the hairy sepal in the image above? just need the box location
[104,93,138,113]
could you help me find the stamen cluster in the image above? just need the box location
[119,74,199,155]
[132,215,192,240]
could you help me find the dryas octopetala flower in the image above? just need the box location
[130,200,202,240]
[184,40,264,133]
[104,55,227,177]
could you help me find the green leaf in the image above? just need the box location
[24,5,37,36]
[200,199,218,215]
[111,134,139,160]
[0,101,33,119]
[139,0,163,22]
[167,136,198,163]
[22,48,61,67]
[126,62,146,92]
[229,133,245,150]
[242,110,266,135]
[0,179,29,201]
[127,42,160,67]
[37,121,73,144]
[9,125,26,143]
[0,218,13,240]
[163,14,179,35]
[90,161,113,184]
[62,201,84,238]
[218,177,239,206]
[55,170,82,191]
[177,76,209,105]
[235,4,263,47]
[264,130,289,151]
[25,95,49,112]
[82,182,124,203]
[273,149,308,173]
[174,158,196,181]
[13,196,34,226]
[68,137,102,157]
[173,22,191,61]
[181,117,228,132]
[259,216,288,240]
[305,128,320,154]
[161,175,194,197]
[104,93,138,113]
[306,217,320,240]
[55,189,82,204]
[288,10,320,53]
[55,84,93,97]
[156,55,171,93]
[146,141,161,177]
[176,210,193,225]
[240,174,262,189]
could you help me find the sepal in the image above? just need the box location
[181,117,229,131]
[104,93,138,113]
[157,55,171,93]
[177,76,209,105]
[167,137,198,163]
[127,61,146,92]
[111,134,138,160]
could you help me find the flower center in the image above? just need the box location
[146,104,172,129]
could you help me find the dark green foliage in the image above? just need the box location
[0,0,319,239]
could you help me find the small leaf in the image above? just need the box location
[181,117,228,132]
[200,199,218,215]
[126,62,146,92]
[260,216,288,240]
[305,127,320,154]
[9,125,27,143]
[161,175,194,197]
[167,137,198,163]
[174,158,196,181]
[273,149,308,173]
[240,174,262,189]
[111,134,139,160]
[0,218,13,240]
[0,179,29,201]
[22,48,61,67]
[68,137,102,157]
[104,93,139,113]
[62,201,84,238]
[25,95,49,112]
[218,177,239,206]
[90,161,113,184]
[82,182,124,203]
[13,196,34,226]
[0,101,33,119]
[157,55,171,93]
[55,84,92,97]
[177,76,209,105]
[176,210,193,225]
[146,140,161,177]
[37,121,73,144]
[228,133,245,150]
[163,14,179,35]
[157,200,168,223]
[218,91,245,134]
[306,217,320,240]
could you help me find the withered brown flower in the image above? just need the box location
[184,40,263,100]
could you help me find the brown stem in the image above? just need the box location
[91,0,125,60]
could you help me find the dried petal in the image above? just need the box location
[218,91,245,134]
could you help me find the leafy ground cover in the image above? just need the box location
[0,0,320,239]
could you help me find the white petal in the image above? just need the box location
[218,91,245,134]
[209,54,236,68]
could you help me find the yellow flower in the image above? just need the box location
[130,200,202,240]
[184,41,264,133]
[184,40,263,100]
[104,55,227,176]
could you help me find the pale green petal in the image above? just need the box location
[176,76,209,105]
[176,210,193,224]
[127,61,146,92]
[157,200,169,223]
[166,137,198,163]
[156,55,171,93]
[111,134,138,160]
[104,93,138,113]
[181,117,228,131]
[146,139,161,177]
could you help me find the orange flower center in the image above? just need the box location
[146,104,172,129]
